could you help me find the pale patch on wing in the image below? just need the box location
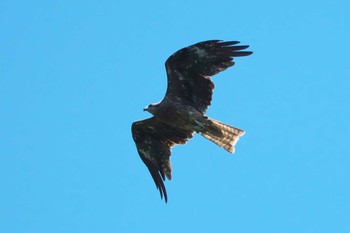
[178,74,185,81]
[192,46,208,58]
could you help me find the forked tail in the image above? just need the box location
[198,118,245,153]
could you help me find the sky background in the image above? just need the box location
[1,0,350,232]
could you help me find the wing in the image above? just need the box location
[131,117,193,203]
[164,40,252,113]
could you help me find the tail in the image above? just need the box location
[198,118,245,153]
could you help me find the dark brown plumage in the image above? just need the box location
[132,40,252,202]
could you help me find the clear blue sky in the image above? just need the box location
[1,0,349,232]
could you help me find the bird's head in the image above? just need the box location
[143,103,158,115]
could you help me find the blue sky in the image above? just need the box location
[1,0,349,232]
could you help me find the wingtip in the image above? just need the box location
[232,51,253,57]
[220,41,240,46]
[158,186,168,203]
[243,51,253,56]
[163,187,168,203]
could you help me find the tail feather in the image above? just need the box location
[199,118,245,153]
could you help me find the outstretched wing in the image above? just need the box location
[164,40,252,113]
[131,117,193,203]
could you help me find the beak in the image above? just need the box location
[143,107,147,111]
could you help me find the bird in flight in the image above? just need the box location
[132,40,252,203]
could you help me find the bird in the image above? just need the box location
[131,40,252,203]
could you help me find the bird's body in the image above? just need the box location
[132,40,252,202]
[145,100,205,131]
